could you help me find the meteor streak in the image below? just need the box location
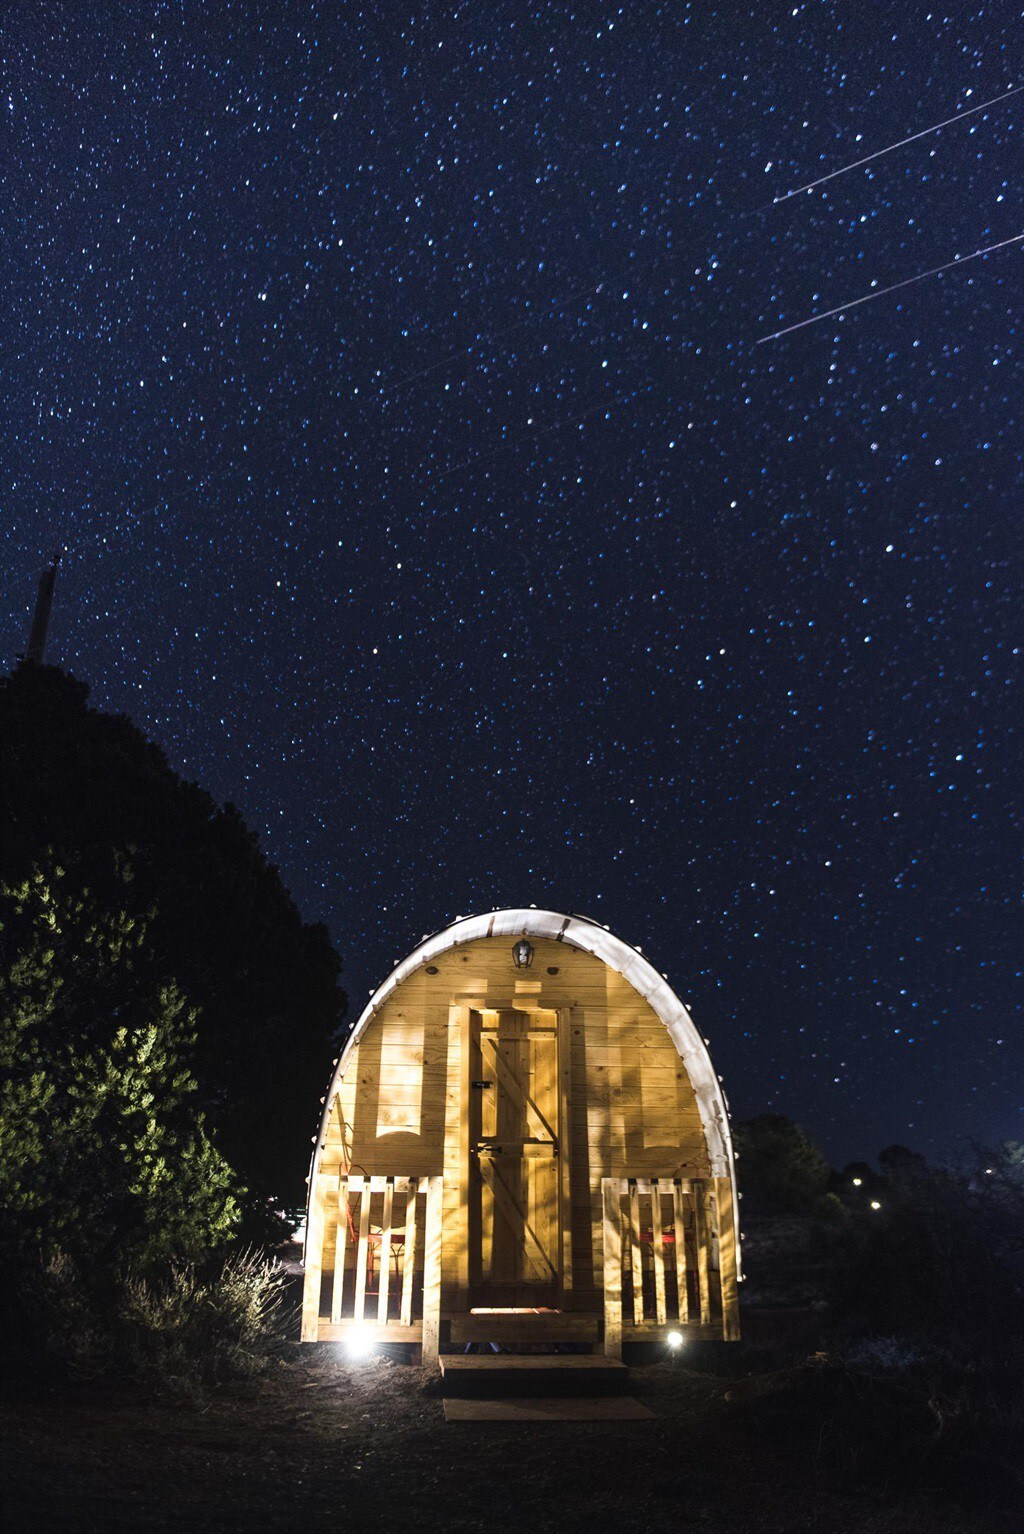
[773,83,1024,204]
[757,233,1024,343]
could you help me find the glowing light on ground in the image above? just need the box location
[342,1324,376,1360]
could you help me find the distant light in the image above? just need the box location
[666,1330,684,1350]
[343,1323,376,1360]
[851,1177,863,1187]
[985,1168,994,1175]
[870,1200,882,1211]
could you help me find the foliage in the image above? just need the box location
[843,1334,927,1369]
[793,1142,1024,1507]
[0,855,239,1329]
[26,1247,288,1396]
[823,1142,1024,1353]
[733,1351,1023,1510]
[732,1113,832,1214]
[117,1249,290,1397]
[0,661,346,1206]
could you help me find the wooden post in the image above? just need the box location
[557,1007,573,1305]
[651,1179,668,1325]
[442,1003,463,1310]
[422,1175,444,1366]
[693,1179,711,1325]
[330,1175,350,1324]
[714,1175,741,1341]
[353,1177,370,1322]
[377,1179,394,1324]
[672,1179,690,1325]
[300,1173,327,1342]
[602,1178,623,1359]
[457,1006,473,1309]
[399,1178,419,1326]
[628,1180,644,1326]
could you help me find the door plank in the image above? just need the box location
[480,1034,557,1145]
[479,1156,556,1280]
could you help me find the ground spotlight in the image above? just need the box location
[666,1330,684,1350]
[343,1323,376,1360]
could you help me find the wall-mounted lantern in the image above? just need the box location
[512,939,534,970]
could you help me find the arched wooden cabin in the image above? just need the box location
[302,910,740,1360]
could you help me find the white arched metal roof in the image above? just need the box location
[308,908,739,1265]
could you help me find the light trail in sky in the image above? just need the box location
[772,83,1024,204]
[757,233,1024,344]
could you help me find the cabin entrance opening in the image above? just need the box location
[469,1007,562,1308]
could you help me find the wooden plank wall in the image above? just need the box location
[310,936,720,1323]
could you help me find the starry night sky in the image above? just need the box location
[3,2,1021,1164]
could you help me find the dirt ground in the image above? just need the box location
[0,1344,1017,1534]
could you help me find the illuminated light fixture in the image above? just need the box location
[851,1177,863,1187]
[512,939,534,970]
[343,1323,376,1360]
[870,1200,882,1211]
[666,1330,684,1350]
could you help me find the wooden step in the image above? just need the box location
[439,1355,629,1398]
[449,1313,599,1345]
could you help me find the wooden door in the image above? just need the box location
[471,1010,560,1307]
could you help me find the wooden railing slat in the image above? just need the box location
[422,1176,443,1365]
[300,1174,327,1343]
[651,1179,667,1325]
[693,1178,711,1324]
[331,1175,350,1324]
[628,1181,644,1326]
[399,1180,419,1326]
[672,1179,690,1325]
[714,1175,741,1341]
[377,1179,394,1325]
[602,1178,623,1359]
[353,1178,371,1323]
